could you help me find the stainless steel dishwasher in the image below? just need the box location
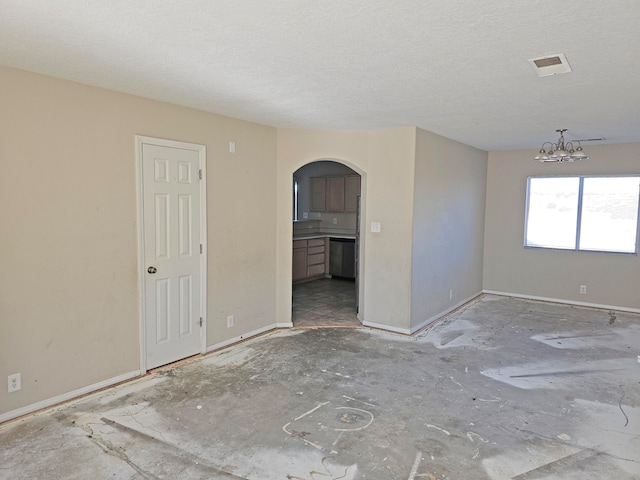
[329,238,356,279]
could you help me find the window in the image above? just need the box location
[525,176,640,254]
[293,177,299,221]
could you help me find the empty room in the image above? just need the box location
[1,1,639,479]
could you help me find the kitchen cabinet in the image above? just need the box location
[312,174,360,213]
[310,177,326,212]
[327,176,345,212]
[292,240,308,280]
[306,238,326,277]
[344,175,361,213]
[292,238,328,281]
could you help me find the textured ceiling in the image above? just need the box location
[2,1,639,150]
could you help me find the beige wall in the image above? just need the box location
[365,128,417,330]
[411,129,487,329]
[484,143,640,310]
[11,64,635,422]
[276,127,417,331]
[0,67,278,416]
[276,129,369,326]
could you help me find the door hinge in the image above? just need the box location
[199,169,202,180]
[200,244,203,254]
[199,317,203,327]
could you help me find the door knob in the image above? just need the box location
[147,266,157,274]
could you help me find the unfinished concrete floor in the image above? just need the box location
[1,295,639,479]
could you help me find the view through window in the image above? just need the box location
[525,176,640,254]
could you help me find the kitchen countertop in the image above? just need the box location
[293,233,356,240]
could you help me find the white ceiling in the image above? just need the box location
[2,1,639,150]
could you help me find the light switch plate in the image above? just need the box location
[371,222,381,233]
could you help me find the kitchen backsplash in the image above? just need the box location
[293,212,357,236]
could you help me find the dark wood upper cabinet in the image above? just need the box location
[310,177,326,211]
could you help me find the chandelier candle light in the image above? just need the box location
[535,129,588,162]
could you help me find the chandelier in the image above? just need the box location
[534,129,588,162]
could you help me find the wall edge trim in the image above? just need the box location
[410,291,484,334]
[0,370,141,424]
[362,321,411,335]
[483,290,640,314]
[205,323,290,353]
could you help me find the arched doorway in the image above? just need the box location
[291,160,363,327]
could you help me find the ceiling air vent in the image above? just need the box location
[527,53,572,77]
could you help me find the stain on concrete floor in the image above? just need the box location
[1,295,639,479]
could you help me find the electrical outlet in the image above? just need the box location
[8,373,21,393]
[227,315,234,328]
[580,285,587,294]
[332,218,338,224]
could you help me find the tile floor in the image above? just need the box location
[292,277,360,327]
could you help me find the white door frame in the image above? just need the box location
[135,135,208,373]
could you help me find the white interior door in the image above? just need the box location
[139,138,205,370]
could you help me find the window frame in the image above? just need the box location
[524,174,640,255]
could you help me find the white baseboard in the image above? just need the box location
[0,370,141,424]
[483,290,640,314]
[362,321,411,335]
[205,322,289,353]
[362,292,484,336]
[2,322,292,425]
[409,292,483,334]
